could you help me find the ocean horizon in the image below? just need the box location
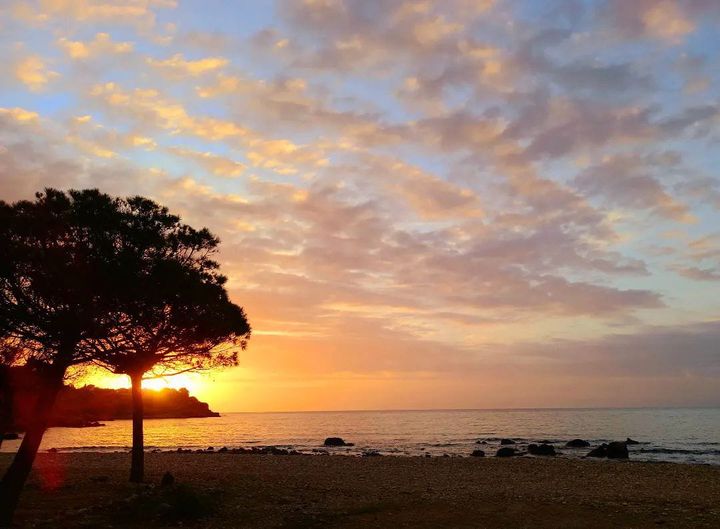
[4,407,719,466]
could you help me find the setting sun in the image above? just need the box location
[84,371,209,398]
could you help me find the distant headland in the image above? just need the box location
[48,384,221,427]
[6,367,219,431]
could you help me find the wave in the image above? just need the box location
[637,447,720,455]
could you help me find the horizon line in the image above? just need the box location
[215,405,720,414]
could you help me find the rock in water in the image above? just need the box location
[587,444,608,458]
[160,471,175,487]
[496,447,516,457]
[626,437,640,445]
[566,439,590,448]
[528,443,556,456]
[607,441,629,459]
[500,439,515,445]
[470,449,485,457]
[324,437,353,447]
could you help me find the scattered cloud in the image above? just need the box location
[14,55,57,90]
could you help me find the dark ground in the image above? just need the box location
[2,452,719,528]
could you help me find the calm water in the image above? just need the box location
[3,408,719,465]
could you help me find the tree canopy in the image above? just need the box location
[0,188,250,520]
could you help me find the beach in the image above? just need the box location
[3,452,719,528]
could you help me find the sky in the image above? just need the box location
[1,0,719,412]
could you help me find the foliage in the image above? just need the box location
[84,196,251,378]
[0,189,132,373]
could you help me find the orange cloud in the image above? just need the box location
[147,53,228,77]
[14,55,57,91]
[57,32,134,59]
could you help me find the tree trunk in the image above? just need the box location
[0,368,9,450]
[129,371,145,483]
[0,372,62,528]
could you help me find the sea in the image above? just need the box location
[2,408,719,465]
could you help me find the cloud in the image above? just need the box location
[147,53,228,77]
[512,320,720,379]
[14,55,57,91]
[57,32,134,59]
[604,0,696,43]
[573,153,693,222]
[14,0,177,28]
[674,266,720,281]
[167,146,245,177]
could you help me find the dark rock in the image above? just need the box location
[626,437,640,445]
[47,448,58,453]
[218,446,228,452]
[566,438,590,448]
[362,450,382,457]
[206,446,214,452]
[2,433,20,440]
[607,441,629,459]
[528,443,556,456]
[500,439,515,445]
[587,441,629,459]
[470,449,485,457]
[587,444,608,458]
[160,471,175,487]
[496,447,516,457]
[324,437,352,447]
[53,419,105,428]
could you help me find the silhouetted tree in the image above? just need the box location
[0,189,135,526]
[86,197,250,483]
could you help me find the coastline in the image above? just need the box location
[3,452,719,528]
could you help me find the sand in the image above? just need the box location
[2,452,719,528]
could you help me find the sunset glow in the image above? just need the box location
[86,372,208,396]
[2,0,720,412]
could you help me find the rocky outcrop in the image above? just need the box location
[607,441,629,459]
[500,439,515,445]
[625,437,640,445]
[323,437,354,447]
[496,447,516,457]
[528,443,556,456]
[470,449,485,457]
[5,367,220,431]
[587,441,629,459]
[565,439,590,448]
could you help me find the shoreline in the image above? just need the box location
[4,440,719,467]
[3,452,719,528]
[4,445,720,466]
